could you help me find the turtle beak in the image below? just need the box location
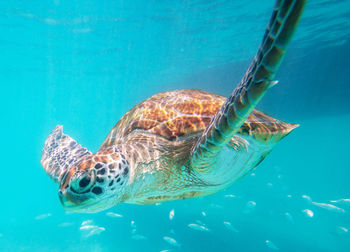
[58,189,89,211]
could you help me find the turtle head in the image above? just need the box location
[58,146,130,213]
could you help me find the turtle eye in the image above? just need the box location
[71,170,95,193]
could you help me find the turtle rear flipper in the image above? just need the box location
[191,0,306,171]
[41,126,91,183]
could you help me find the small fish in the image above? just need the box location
[132,234,148,240]
[265,240,279,250]
[188,223,210,232]
[311,202,345,214]
[169,209,175,220]
[85,227,105,238]
[163,236,181,247]
[201,211,206,217]
[243,201,256,214]
[247,201,256,208]
[81,220,93,226]
[223,222,239,233]
[302,195,312,203]
[285,212,294,224]
[330,198,350,204]
[335,226,349,236]
[35,213,52,220]
[80,225,98,230]
[302,209,314,218]
[224,194,236,198]
[106,212,123,218]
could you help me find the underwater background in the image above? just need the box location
[1,0,350,251]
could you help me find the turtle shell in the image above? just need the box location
[99,89,297,150]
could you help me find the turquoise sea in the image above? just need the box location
[1,0,350,251]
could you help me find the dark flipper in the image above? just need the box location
[191,0,306,171]
[41,126,91,183]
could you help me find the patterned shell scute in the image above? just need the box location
[100,89,297,150]
[101,90,225,148]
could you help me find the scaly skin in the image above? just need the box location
[191,0,306,171]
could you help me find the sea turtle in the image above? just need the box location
[41,0,306,213]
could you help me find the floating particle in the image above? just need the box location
[169,209,175,220]
[223,222,239,233]
[302,209,314,218]
[131,220,136,228]
[285,212,294,224]
[35,213,52,220]
[224,194,236,198]
[132,234,148,240]
[188,223,210,232]
[159,250,170,252]
[201,211,206,217]
[131,228,137,234]
[106,212,123,218]
[267,182,273,188]
[251,173,256,176]
[265,240,279,250]
[287,194,292,199]
[311,202,345,214]
[163,236,181,247]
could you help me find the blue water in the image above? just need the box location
[1,0,350,251]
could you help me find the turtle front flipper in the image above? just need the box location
[41,126,91,183]
[191,0,306,171]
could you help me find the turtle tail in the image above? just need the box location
[41,126,91,183]
[191,0,306,171]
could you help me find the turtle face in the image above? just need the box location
[58,147,130,213]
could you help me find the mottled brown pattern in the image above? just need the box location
[99,89,297,150]
[77,159,94,170]
[93,155,110,164]
[60,169,75,191]
[99,148,114,155]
